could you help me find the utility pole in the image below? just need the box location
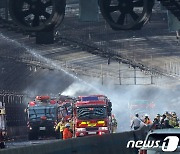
[101,64,103,85]
[150,55,154,85]
[151,75,153,84]
[134,67,136,85]
[119,62,121,85]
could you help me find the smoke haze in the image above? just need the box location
[62,78,180,132]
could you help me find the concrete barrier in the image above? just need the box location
[133,125,151,141]
[1,126,150,154]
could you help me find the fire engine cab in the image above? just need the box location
[26,96,59,140]
[74,96,112,137]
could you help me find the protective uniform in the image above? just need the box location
[112,115,117,133]
[160,114,166,125]
[156,114,161,121]
[169,115,179,128]
[143,114,152,125]
[152,118,161,129]
[55,121,66,139]
[162,118,174,129]
[63,123,73,140]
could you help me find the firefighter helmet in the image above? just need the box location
[65,123,70,128]
[145,114,149,117]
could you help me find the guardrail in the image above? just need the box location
[1,126,151,154]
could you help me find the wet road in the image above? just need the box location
[6,139,59,149]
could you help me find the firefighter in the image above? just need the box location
[169,112,179,128]
[160,114,166,124]
[55,118,66,139]
[162,118,174,129]
[67,118,73,133]
[151,117,161,130]
[131,113,142,130]
[143,114,152,125]
[160,114,166,128]
[112,114,117,133]
[156,114,161,122]
[165,111,172,121]
[63,123,73,140]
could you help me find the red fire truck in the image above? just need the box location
[73,96,112,137]
[51,95,114,137]
[26,96,59,140]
